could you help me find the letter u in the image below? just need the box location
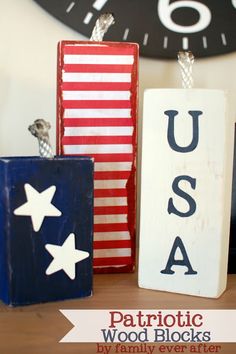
[164,110,203,153]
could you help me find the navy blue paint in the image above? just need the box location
[160,236,197,275]
[164,110,202,153]
[0,162,9,304]
[0,156,93,306]
[168,175,196,218]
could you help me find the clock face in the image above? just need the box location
[33,0,236,59]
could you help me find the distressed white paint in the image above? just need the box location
[63,144,132,154]
[64,127,133,137]
[64,55,134,65]
[94,197,127,207]
[14,184,62,232]
[45,233,89,279]
[138,89,234,298]
[62,91,131,101]
[64,108,131,119]
[62,73,131,83]
[94,179,127,189]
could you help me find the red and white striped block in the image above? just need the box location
[57,41,138,273]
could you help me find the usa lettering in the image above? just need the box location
[162,110,202,276]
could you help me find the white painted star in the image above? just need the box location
[45,233,89,280]
[14,183,62,232]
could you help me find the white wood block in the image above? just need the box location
[138,89,234,298]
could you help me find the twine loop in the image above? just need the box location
[178,51,194,89]
[90,13,115,42]
[28,119,54,158]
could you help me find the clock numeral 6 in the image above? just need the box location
[157,0,212,34]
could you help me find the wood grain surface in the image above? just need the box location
[0,273,235,354]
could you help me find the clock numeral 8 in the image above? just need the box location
[157,0,212,34]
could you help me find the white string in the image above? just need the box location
[28,119,54,158]
[90,13,115,42]
[39,139,54,158]
[178,51,194,89]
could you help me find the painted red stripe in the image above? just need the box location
[94,205,128,215]
[94,189,127,198]
[94,240,132,249]
[61,82,131,91]
[94,223,129,232]
[62,153,133,162]
[62,100,131,109]
[63,118,133,127]
[64,64,133,73]
[94,171,131,180]
[62,136,132,145]
[93,257,133,266]
[64,45,135,55]
[58,42,137,271]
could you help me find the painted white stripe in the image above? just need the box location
[95,162,132,171]
[94,179,127,189]
[182,37,189,50]
[65,44,106,47]
[94,197,127,207]
[63,144,133,154]
[64,108,131,118]
[94,231,130,241]
[64,54,134,65]
[93,0,109,10]
[94,248,131,258]
[66,2,75,13]
[63,72,131,82]
[63,90,131,100]
[64,126,133,136]
[232,0,236,9]
[143,33,149,46]
[83,12,93,24]
[94,214,127,224]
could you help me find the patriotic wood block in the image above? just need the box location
[0,156,93,306]
[139,89,234,298]
[57,41,138,273]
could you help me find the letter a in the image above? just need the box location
[161,236,197,275]
[165,110,203,153]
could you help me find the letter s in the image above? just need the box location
[168,175,196,217]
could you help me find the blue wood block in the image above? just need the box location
[0,156,94,306]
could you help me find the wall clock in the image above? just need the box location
[33,0,236,58]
